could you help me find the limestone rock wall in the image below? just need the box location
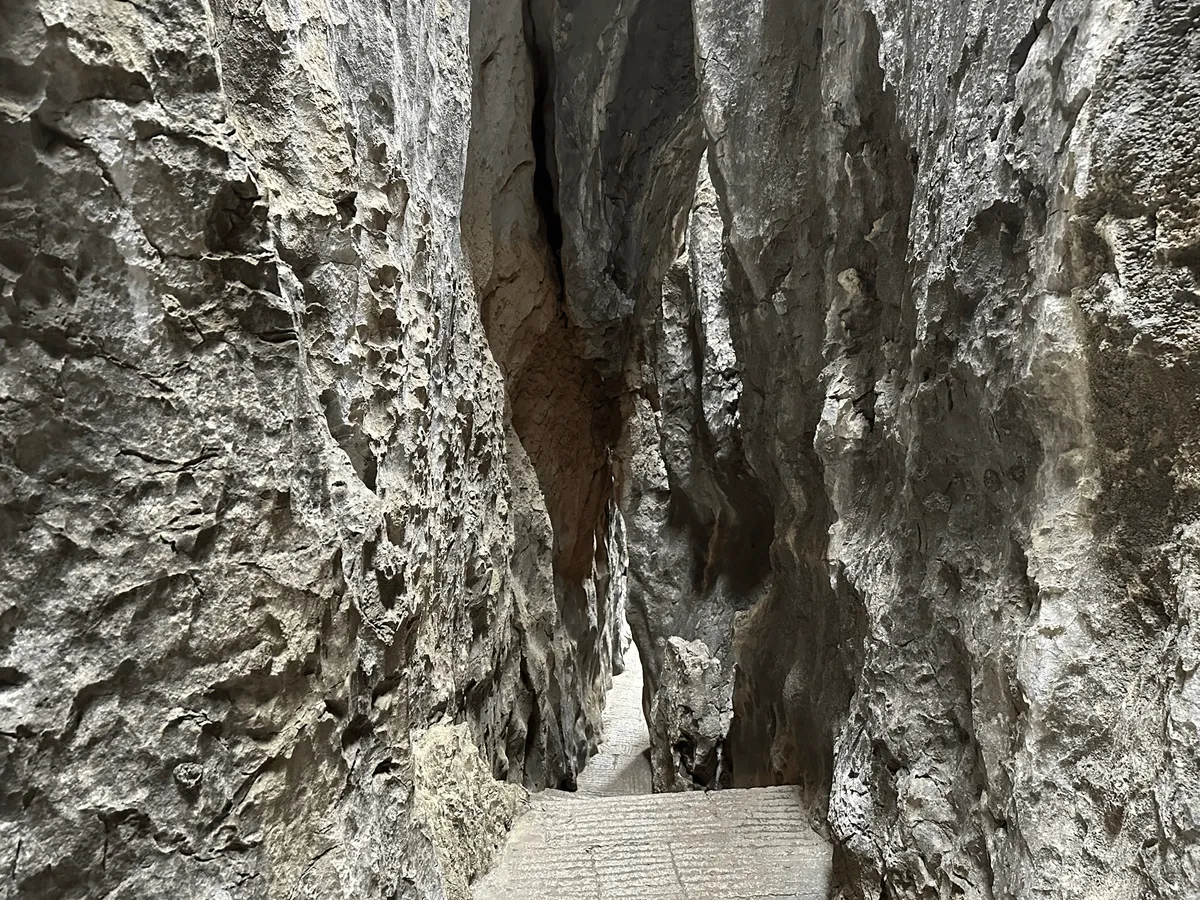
[0,1,620,897]
[618,154,775,709]
[688,0,1200,896]
[522,0,1200,897]
[519,0,774,742]
[3,0,1198,898]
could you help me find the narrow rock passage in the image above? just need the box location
[575,640,653,796]
[474,644,833,899]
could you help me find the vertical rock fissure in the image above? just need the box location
[6,0,1199,897]
[522,0,563,278]
[462,0,627,797]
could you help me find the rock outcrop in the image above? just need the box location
[412,723,525,900]
[687,0,1200,897]
[649,636,733,793]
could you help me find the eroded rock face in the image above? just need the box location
[3,0,1198,898]
[618,155,774,709]
[686,0,1200,896]
[525,0,1199,898]
[649,636,732,793]
[0,1,620,897]
[685,0,1198,897]
[412,723,525,900]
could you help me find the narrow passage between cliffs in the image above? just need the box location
[473,637,833,899]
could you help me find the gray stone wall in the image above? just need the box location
[527,0,1199,896]
[0,1,620,896]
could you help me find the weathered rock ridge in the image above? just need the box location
[3,0,1199,898]
[649,635,733,793]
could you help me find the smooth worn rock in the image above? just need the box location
[473,786,832,900]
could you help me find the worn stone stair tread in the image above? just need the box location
[475,645,832,899]
[472,785,832,900]
[574,644,654,797]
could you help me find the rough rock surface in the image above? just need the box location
[528,0,1200,898]
[618,155,773,707]
[0,1,620,897]
[4,0,1200,898]
[688,0,1200,897]
[648,636,732,793]
[412,724,524,900]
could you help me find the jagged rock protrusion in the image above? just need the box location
[649,637,733,792]
[413,724,526,900]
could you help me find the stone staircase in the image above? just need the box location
[473,646,833,899]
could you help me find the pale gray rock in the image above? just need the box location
[617,152,772,719]
[412,723,525,900]
[3,0,1198,898]
[520,0,1200,897]
[649,636,732,793]
[0,1,619,898]
[689,0,1200,897]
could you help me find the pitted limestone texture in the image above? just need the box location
[4,0,1199,897]
[0,2,622,897]
[649,636,733,793]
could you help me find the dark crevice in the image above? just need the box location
[522,1,564,285]
[1006,0,1055,100]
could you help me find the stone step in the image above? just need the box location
[472,785,833,900]
[574,644,653,797]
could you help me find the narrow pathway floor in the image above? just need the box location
[474,643,833,899]
[574,639,652,796]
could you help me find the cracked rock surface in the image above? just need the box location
[649,636,732,793]
[1,1,621,897]
[525,0,1200,897]
[3,0,1199,898]
[687,0,1200,896]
